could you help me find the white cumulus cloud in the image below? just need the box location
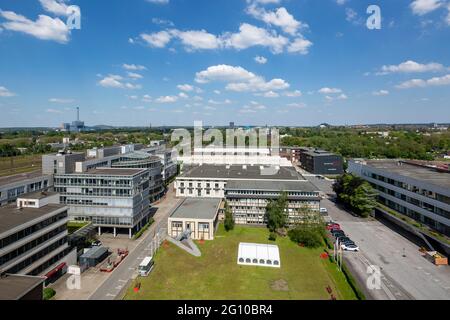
[0,10,70,43]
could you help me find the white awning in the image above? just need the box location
[237,242,281,268]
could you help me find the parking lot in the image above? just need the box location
[308,177,450,300]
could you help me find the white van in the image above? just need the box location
[138,256,154,277]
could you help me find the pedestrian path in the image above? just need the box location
[165,236,201,257]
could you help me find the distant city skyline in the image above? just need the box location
[0,0,450,127]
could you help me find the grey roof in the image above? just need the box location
[303,149,336,157]
[180,164,304,180]
[0,171,48,186]
[80,246,109,259]
[85,167,147,176]
[364,160,450,189]
[225,179,319,192]
[0,203,66,235]
[17,191,57,200]
[121,151,155,160]
[0,274,45,300]
[170,198,221,220]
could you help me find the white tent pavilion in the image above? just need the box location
[237,242,281,268]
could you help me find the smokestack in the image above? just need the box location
[76,107,79,121]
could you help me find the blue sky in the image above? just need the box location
[0,0,449,127]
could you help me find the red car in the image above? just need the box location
[326,223,341,231]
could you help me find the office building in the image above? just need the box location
[155,149,178,182]
[279,146,307,163]
[177,147,292,167]
[42,150,85,175]
[0,192,76,280]
[53,168,151,238]
[111,152,164,201]
[225,179,320,225]
[349,159,450,237]
[86,146,122,159]
[175,164,320,225]
[0,172,52,207]
[168,198,221,240]
[299,149,344,175]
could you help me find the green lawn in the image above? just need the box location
[124,225,358,300]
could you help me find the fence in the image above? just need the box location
[145,220,167,258]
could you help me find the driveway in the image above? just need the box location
[308,177,450,300]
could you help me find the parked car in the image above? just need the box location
[331,229,345,235]
[336,236,351,243]
[92,240,102,247]
[320,207,328,214]
[341,240,356,246]
[326,223,340,231]
[341,243,359,251]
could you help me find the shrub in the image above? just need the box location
[133,218,155,240]
[268,232,277,241]
[288,227,323,248]
[43,287,56,300]
[224,201,235,232]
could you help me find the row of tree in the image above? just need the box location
[332,174,378,218]
[281,128,450,161]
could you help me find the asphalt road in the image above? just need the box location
[88,184,179,300]
[306,177,450,300]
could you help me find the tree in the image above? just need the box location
[266,192,288,232]
[223,201,235,231]
[333,173,378,217]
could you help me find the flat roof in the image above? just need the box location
[80,246,109,259]
[363,160,450,189]
[84,167,147,176]
[0,274,45,300]
[237,243,280,267]
[18,191,58,200]
[0,171,48,186]
[303,150,336,157]
[180,164,304,180]
[170,198,221,220]
[225,179,318,192]
[0,203,66,235]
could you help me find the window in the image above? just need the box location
[245,258,251,263]
[239,258,244,263]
